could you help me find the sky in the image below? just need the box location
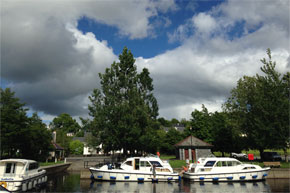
[1,0,290,124]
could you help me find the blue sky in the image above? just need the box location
[1,0,289,123]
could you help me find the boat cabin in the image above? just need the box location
[0,159,41,177]
[120,157,173,173]
[190,157,260,173]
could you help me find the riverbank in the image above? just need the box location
[40,163,71,175]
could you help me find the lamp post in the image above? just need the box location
[190,127,192,163]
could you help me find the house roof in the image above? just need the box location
[175,135,213,148]
[52,142,64,150]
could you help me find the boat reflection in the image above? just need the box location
[87,180,272,193]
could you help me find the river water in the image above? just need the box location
[32,172,289,193]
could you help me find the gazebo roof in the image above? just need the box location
[52,142,64,150]
[175,135,213,148]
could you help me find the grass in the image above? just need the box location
[39,161,64,167]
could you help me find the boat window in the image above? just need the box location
[204,161,216,167]
[149,161,162,167]
[135,159,140,170]
[28,162,39,170]
[227,161,233,166]
[232,161,241,166]
[140,161,150,167]
[5,163,16,174]
[215,161,222,167]
[124,161,132,166]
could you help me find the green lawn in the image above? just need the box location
[39,161,64,167]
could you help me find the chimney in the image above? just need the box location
[52,131,56,143]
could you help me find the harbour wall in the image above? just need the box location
[40,163,71,175]
[79,168,290,179]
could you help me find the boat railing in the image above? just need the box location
[84,159,122,169]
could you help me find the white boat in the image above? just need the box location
[0,159,47,192]
[89,156,179,182]
[183,157,270,182]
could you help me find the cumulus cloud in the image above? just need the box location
[1,0,289,122]
[139,0,290,119]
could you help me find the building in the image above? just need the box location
[73,132,102,156]
[162,123,185,133]
[175,135,214,162]
[48,131,65,162]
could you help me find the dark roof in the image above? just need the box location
[52,142,64,150]
[73,137,85,143]
[175,135,213,148]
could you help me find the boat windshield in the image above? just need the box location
[149,161,162,167]
[204,161,216,167]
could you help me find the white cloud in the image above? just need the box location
[1,0,289,122]
[138,0,290,120]
[192,13,217,34]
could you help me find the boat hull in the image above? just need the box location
[89,168,179,182]
[183,168,270,182]
[0,172,47,192]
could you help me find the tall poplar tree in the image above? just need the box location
[88,47,158,154]
[224,49,289,158]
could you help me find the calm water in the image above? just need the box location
[31,172,290,193]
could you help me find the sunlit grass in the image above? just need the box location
[39,161,64,167]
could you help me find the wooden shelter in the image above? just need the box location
[175,135,213,162]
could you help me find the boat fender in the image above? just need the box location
[28,181,32,190]
[152,178,158,183]
[110,176,116,180]
[178,176,181,181]
[213,177,219,181]
[263,173,268,177]
[97,175,102,179]
[33,180,37,187]
[252,175,258,179]
[199,177,205,180]
[167,177,173,181]
[0,181,7,188]
[124,176,130,180]
[44,176,47,182]
[22,183,27,191]
[227,176,233,180]
[137,178,144,181]
[240,176,246,180]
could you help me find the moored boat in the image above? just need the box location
[0,159,47,192]
[183,157,270,182]
[89,155,179,182]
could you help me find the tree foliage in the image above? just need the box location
[88,47,158,154]
[69,140,84,155]
[50,113,80,134]
[224,49,289,156]
[0,88,52,161]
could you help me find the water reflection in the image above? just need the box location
[88,180,273,193]
[30,172,289,193]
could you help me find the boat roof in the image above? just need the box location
[0,159,37,164]
[198,157,241,162]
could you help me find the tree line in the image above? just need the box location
[1,48,289,160]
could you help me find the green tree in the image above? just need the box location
[0,88,28,157]
[210,112,244,156]
[190,105,213,143]
[50,113,80,134]
[224,49,289,157]
[21,113,53,161]
[88,47,158,155]
[69,140,84,155]
[0,88,52,161]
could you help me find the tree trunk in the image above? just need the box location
[259,149,264,161]
[283,148,288,162]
